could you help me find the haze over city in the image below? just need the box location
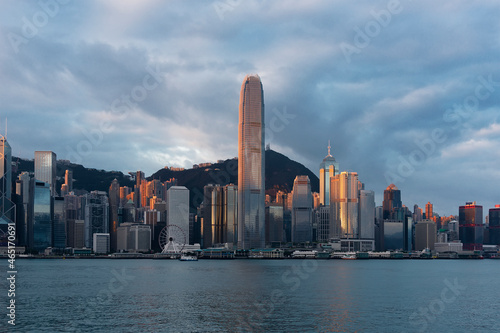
[1,1,499,215]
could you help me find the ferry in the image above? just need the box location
[179,255,198,261]
[341,254,356,260]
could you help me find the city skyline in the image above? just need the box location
[1,1,499,216]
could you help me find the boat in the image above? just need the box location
[179,255,198,261]
[341,254,356,260]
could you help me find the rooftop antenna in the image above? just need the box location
[327,140,331,156]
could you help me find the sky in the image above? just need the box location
[1,0,499,216]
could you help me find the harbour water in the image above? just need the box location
[9,259,499,332]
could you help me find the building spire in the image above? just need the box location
[327,140,332,157]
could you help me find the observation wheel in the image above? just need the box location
[159,224,186,254]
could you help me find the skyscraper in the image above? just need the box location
[489,205,500,246]
[35,151,57,196]
[459,202,483,251]
[291,175,313,243]
[359,190,375,240]
[65,169,73,193]
[53,196,66,249]
[425,201,433,220]
[330,172,359,239]
[382,184,402,220]
[0,135,14,248]
[83,191,109,249]
[319,141,339,206]
[167,186,190,241]
[109,178,120,252]
[238,74,265,249]
[32,181,52,251]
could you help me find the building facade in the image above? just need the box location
[489,205,500,246]
[319,142,339,206]
[459,202,483,251]
[35,151,57,196]
[238,74,265,249]
[291,176,313,243]
[330,172,359,240]
[383,184,402,220]
[83,191,109,249]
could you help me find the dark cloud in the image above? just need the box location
[1,0,499,216]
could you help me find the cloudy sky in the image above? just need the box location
[1,0,499,216]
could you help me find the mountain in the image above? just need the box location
[150,149,319,208]
[14,149,319,209]
[14,158,135,194]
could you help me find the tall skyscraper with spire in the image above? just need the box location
[238,74,265,249]
[319,141,339,206]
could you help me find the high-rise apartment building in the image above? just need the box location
[65,169,73,193]
[425,202,433,220]
[35,151,57,196]
[413,204,423,223]
[238,74,265,249]
[459,202,483,251]
[319,142,339,206]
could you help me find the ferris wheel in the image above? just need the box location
[159,224,187,254]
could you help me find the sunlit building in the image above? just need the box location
[330,172,359,239]
[319,142,339,206]
[238,74,265,249]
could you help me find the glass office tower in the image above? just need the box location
[489,205,500,246]
[35,151,57,196]
[33,181,52,251]
[319,142,339,206]
[459,202,483,251]
[238,74,265,249]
